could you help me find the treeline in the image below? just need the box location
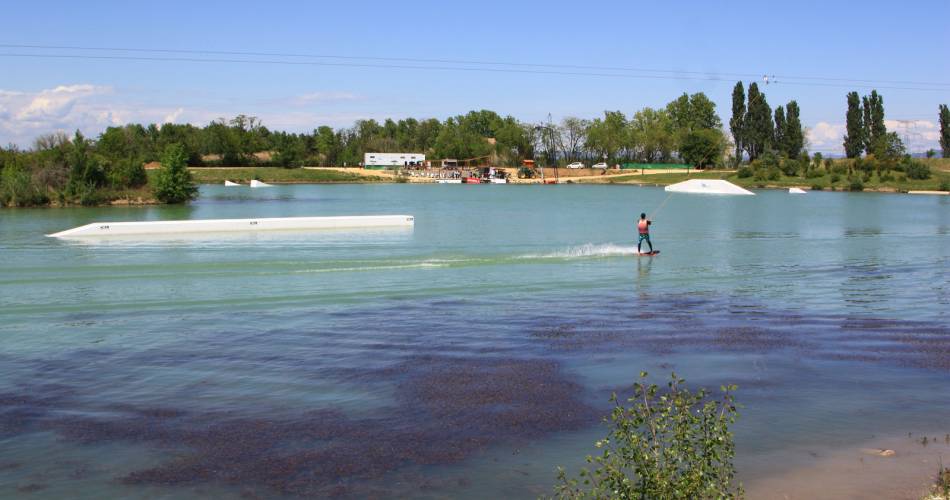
[3,83,948,207]
[0,132,198,207]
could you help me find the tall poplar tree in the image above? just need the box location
[939,104,950,158]
[773,106,787,156]
[784,101,804,159]
[730,82,746,164]
[743,82,772,161]
[863,90,886,154]
[843,92,864,158]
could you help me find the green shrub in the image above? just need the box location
[108,159,147,188]
[810,184,824,191]
[831,163,849,175]
[736,166,753,178]
[905,161,932,180]
[553,373,741,500]
[849,180,864,192]
[0,165,49,207]
[72,182,104,206]
[830,173,841,184]
[153,144,198,204]
[879,172,894,182]
[939,180,950,192]
[780,159,800,177]
[805,168,824,179]
[766,167,781,181]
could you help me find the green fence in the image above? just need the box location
[621,163,692,170]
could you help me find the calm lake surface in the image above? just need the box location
[2,184,949,498]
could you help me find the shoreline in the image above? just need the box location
[742,431,950,499]
[4,166,948,209]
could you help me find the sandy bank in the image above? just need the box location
[743,432,950,499]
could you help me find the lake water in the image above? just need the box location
[2,184,949,499]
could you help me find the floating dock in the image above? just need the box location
[665,179,755,196]
[48,215,415,238]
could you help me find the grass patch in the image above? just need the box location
[584,165,950,192]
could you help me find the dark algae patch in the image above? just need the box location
[2,356,597,498]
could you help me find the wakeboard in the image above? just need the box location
[637,250,660,256]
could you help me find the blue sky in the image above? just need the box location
[1,0,948,152]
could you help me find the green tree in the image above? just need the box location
[585,111,628,163]
[679,129,726,168]
[939,104,950,158]
[667,92,721,133]
[773,106,787,156]
[66,130,106,192]
[553,373,741,500]
[844,92,865,158]
[560,116,590,162]
[153,144,198,204]
[729,82,746,164]
[784,101,804,159]
[629,108,674,163]
[862,90,886,155]
[743,83,772,161]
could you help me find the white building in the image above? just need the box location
[363,152,425,169]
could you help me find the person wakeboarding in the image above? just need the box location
[637,212,654,254]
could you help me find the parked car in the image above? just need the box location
[592,162,608,169]
[566,162,585,169]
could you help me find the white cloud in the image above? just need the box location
[15,84,110,121]
[163,107,185,123]
[0,84,197,146]
[0,84,379,146]
[806,120,941,154]
[807,122,846,153]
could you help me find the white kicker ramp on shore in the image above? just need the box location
[48,215,415,238]
[789,187,807,194]
[665,179,755,195]
[224,180,242,186]
[250,180,272,188]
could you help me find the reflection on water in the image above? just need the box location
[1,185,949,498]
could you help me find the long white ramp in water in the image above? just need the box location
[48,215,414,238]
[665,179,754,195]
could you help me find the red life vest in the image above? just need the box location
[638,219,649,234]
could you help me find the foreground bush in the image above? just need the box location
[153,144,198,204]
[552,373,741,499]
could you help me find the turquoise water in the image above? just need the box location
[1,184,949,498]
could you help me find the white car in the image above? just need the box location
[566,162,585,169]
[592,162,608,169]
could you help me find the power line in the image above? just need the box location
[2,43,950,91]
[1,52,948,93]
[0,43,763,79]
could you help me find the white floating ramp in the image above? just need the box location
[789,187,807,194]
[665,179,754,196]
[250,180,272,188]
[48,215,414,238]
[224,180,242,186]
